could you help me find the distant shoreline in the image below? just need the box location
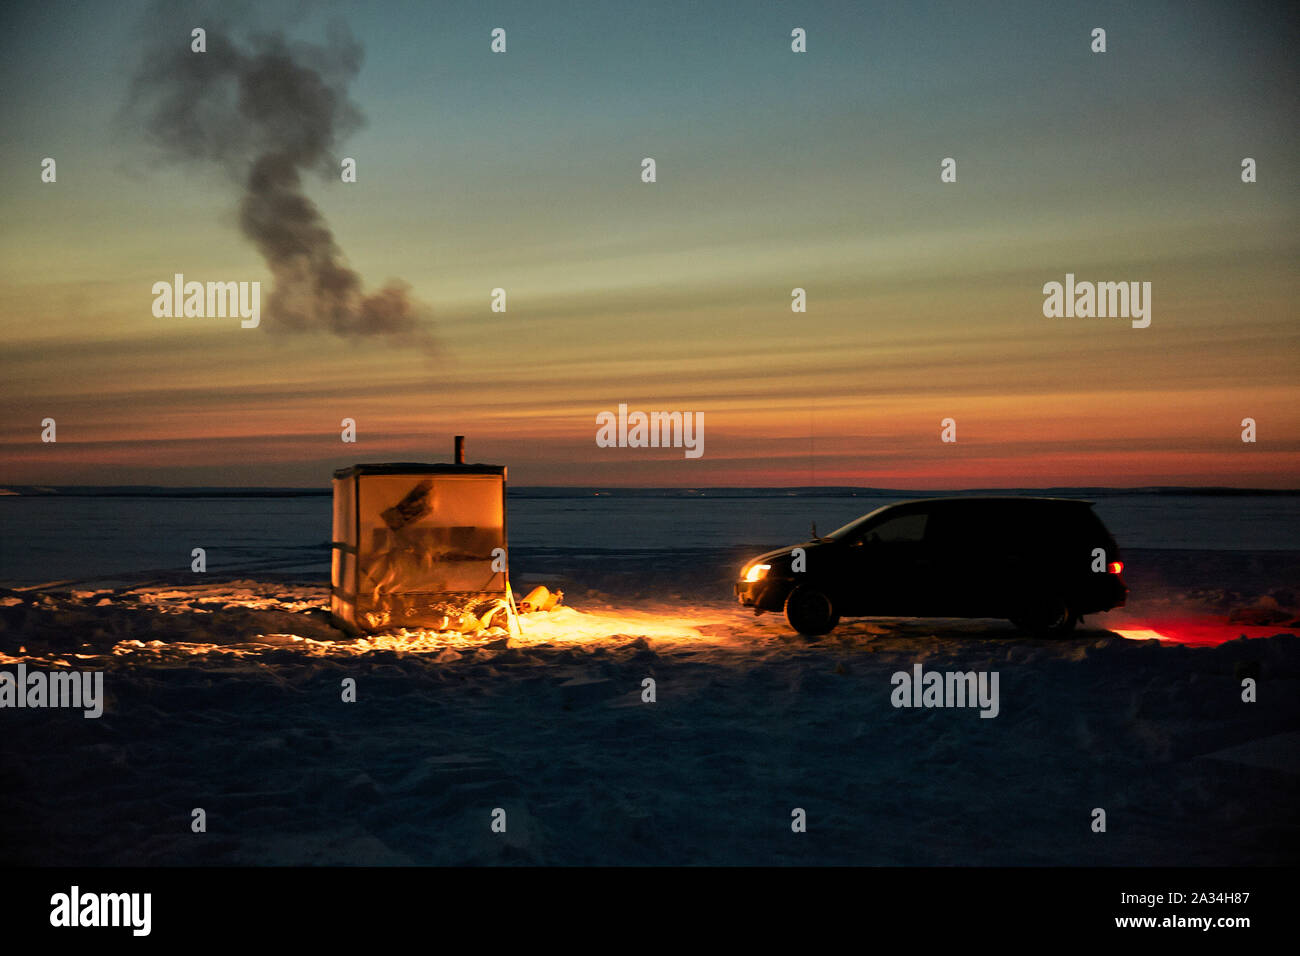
[1,486,1296,499]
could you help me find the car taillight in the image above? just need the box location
[1108,561,1123,575]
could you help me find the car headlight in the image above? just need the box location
[743,563,771,583]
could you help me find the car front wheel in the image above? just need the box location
[785,586,839,636]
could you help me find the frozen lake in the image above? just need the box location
[1,489,1296,584]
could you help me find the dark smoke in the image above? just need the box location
[127,19,434,346]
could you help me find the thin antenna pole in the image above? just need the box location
[809,405,815,488]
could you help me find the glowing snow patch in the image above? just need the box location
[509,606,707,645]
[1113,628,1170,642]
[88,605,710,664]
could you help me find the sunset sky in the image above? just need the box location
[1,0,1296,487]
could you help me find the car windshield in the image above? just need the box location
[824,506,894,541]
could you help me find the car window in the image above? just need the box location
[860,512,927,544]
[826,505,892,541]
[929,507,1006,548]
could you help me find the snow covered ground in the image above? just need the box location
[1,544,1297,866]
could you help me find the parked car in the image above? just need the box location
[734,497,1127,636]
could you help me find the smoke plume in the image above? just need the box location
[127,19,434,347]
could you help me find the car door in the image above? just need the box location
[924,504,1006,616]
[920,505,976,615]
[843,508,930,615]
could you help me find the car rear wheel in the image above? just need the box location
[1010,598,1078,637]
[785,586,839,636]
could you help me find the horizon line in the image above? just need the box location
[3,483,1297,496]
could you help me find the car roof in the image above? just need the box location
[885,496,1095,508]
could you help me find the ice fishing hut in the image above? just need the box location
[330,438,507,633]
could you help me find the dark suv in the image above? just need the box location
[735,497,1127,636]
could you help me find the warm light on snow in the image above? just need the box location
[83,605,719,663]
[2,578,1290,671]
[509,606,710,645]
[1112,628,1169,642]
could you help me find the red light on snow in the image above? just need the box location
[1108,561,1123,575]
